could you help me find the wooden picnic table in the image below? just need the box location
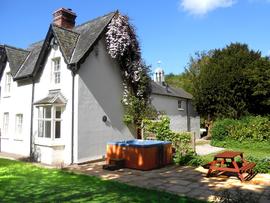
[206,151,256,181]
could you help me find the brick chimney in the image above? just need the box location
[53,8,77,29]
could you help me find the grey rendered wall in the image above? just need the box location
[151,94,188,132]
[76,37,135,163]
[151,94,200,138]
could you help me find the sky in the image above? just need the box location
[1,0,270,74]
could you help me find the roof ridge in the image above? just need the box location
[74,11,116,30]
[28,40,44,48]
[52,24,80,35]
[4,45,30,53]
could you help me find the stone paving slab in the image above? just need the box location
[68,162,270,203]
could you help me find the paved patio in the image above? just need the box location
[68,161,270,203]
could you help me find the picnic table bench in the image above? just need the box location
[206,151,256,181]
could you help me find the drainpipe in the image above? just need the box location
[70,64,77,164]
[186,99,191,132]
[30,79,35,157]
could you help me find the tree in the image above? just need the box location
[191,43,270,121]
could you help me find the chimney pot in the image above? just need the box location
[53,8,77,29]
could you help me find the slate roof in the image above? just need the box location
[151,81,193,100]
[52,25,79,62]
[3,11,116,81]
[71,12,115,63]
[34,90,67,105]
[0,45,7,78]
[4,46,30,77]
[15,41,43,79]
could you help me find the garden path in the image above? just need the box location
[196,143,225,155]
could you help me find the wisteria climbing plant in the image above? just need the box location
[106,13,155,126]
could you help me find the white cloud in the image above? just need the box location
[180,0,236,16]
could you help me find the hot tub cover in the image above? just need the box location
[107,139,171,148]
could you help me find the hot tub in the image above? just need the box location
[106,139,172,170]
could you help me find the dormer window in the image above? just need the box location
[5,72,12,94]
[52,58,61,84]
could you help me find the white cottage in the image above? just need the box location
[151,68,200,138]
[0,8,199,165]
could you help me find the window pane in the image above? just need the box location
[3,113,9,135]
[54,72,60,84]
[38,120,44,137]
[5,73,11,93]
[55,121,61,138]
[55,107,61,118]
[16,114,23,135]
[38,107,43,119]
[45,121,51,138]
[44,106,51,118]
[54,59,60,71]
[53,58,61,84]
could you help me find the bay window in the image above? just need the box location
[38,106,62,139]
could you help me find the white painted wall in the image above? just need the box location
[32,45,73,165]
[76,37,135,163]
[0,62,32,156]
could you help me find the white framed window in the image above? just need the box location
[3,112,9,136]
[178,100,184,110]
[15,114,23,136]
[52,58,61,84]
[5,72,12,94]
[38,105,63,139]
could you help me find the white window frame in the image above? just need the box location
[178,100,184,111]
[5,72,12,95]
[3,112,9,137]
[52,58,61,84]
[15,114,23,137]
[37,105,63,140]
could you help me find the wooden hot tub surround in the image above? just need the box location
[106,140,172,170]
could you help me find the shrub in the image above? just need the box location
[211,118,238,141]
[211,116,270,142]
[143,116,197,165]
[245,156,270,174]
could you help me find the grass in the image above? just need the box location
[211,140,270,160]
[0,158,204,203]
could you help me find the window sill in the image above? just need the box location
[34,138,65,147]
[178,108,184,111]
[1,137,9,140]
[14,138,24,141]
[3,95,11,98]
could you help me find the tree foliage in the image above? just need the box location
[192,43,270,119]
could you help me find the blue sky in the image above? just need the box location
[1,0,270,74]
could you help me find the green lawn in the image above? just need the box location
[211,140,270,160]
[0,158,203,203]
